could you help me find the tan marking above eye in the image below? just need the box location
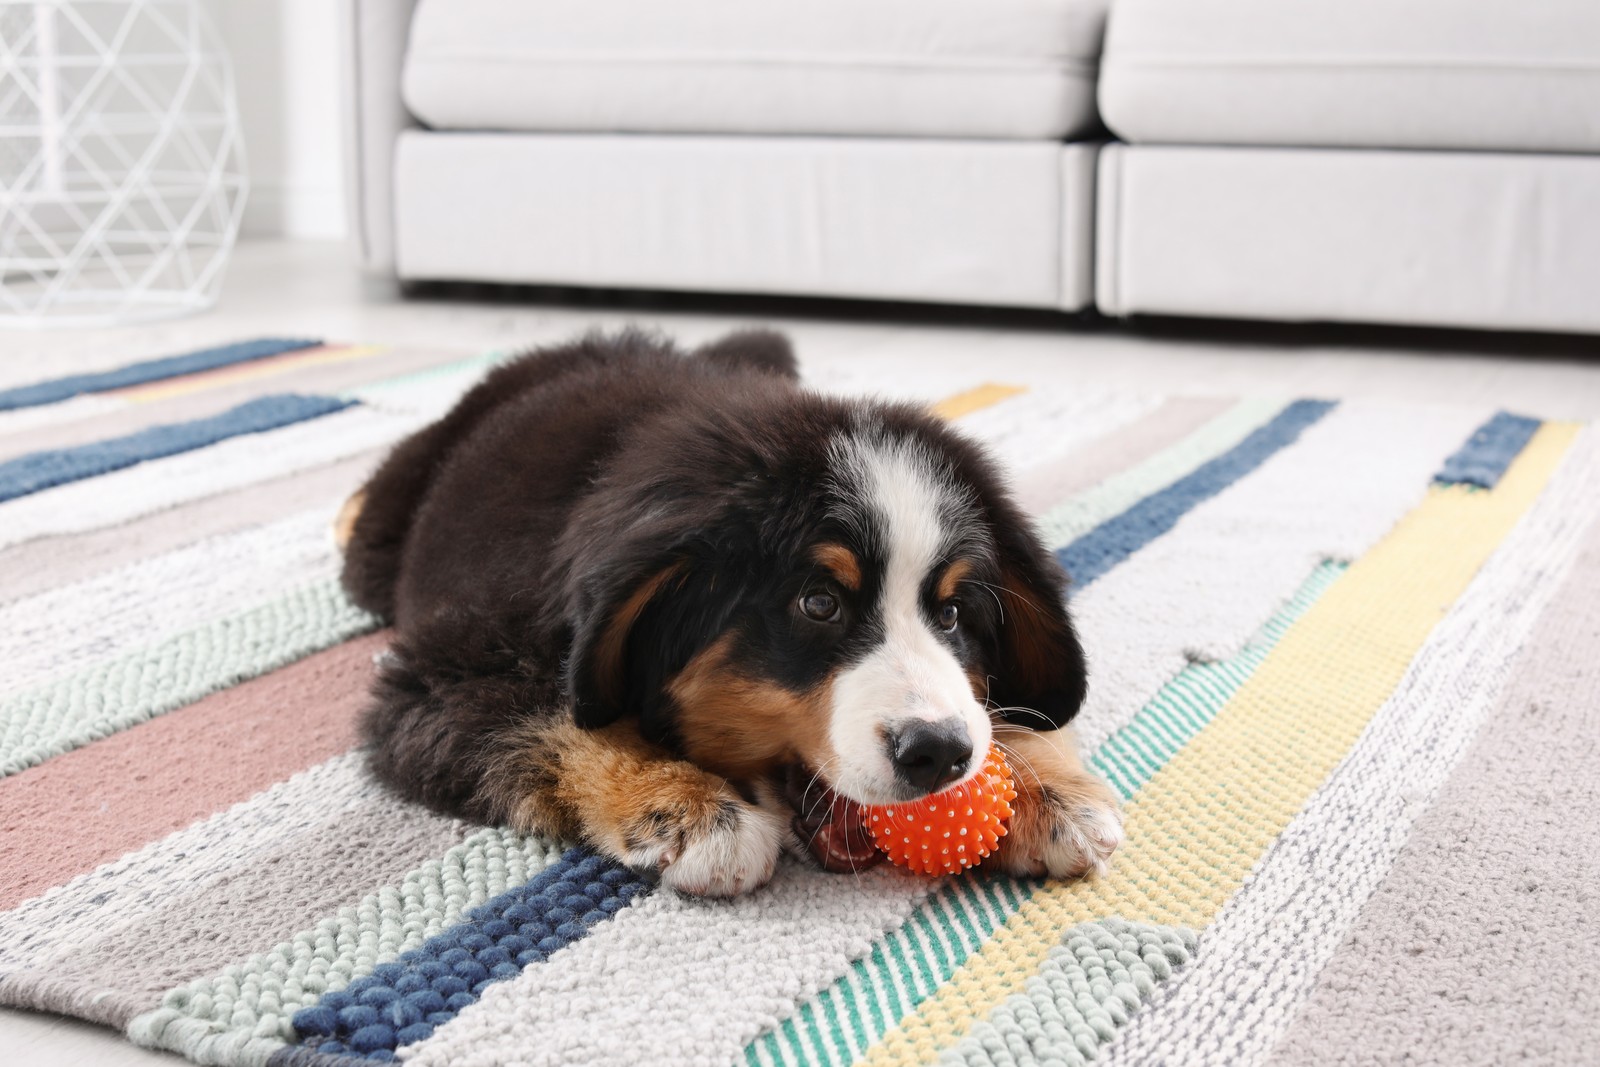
[811,542,862,591]
[936,559,975,603]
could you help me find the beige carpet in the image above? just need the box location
[1271,527,1600,1067]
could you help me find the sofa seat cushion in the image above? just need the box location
[403,0,1108,140]
[1099,0,1600,153]
[393,134,1099,308]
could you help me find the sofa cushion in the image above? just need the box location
[1099,0,1600,153]
[1095,144,1600,333]
[394,134,1099,308]
[403,0,1108,140]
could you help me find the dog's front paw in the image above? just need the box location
[995,781,1123,880]
[621,789,786,898]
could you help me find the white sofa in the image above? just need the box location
[341,0,1600,333]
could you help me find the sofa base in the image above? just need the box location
[1097,144,1600,334]
[393,132,1098,310]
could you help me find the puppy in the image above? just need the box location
[338,329,1121,896]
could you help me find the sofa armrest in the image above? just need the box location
[339,0,420,274]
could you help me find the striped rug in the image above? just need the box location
[2,338,1596,1067]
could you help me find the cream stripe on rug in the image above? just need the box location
[0,579,375,778]
[1069,399,1488,754]
[0,449,381,604]
[0,508,340,696]
[1094,427,1600,1067]
[0,405,427,551]
[954,389,1163,476]
[0,393,127,441]
[399,863,937,1067]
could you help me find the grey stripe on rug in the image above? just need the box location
[1266,514,1600,1067]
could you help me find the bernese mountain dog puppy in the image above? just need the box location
[337,329,1121,897]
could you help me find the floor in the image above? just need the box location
[3,239,1599,1066]
[6,240,1600,417]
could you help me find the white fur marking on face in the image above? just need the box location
[825,433,992,805]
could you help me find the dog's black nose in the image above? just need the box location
[888,720,974,793]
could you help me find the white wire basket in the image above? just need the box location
[0,0,247,329]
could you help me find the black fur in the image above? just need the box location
[343,329,1087,823]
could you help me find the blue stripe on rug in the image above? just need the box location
[1058,398,1338,589]
[0,337,322,412]
[0,393,356,503]
[287,849,649,1062]
[1434,411,1542,489]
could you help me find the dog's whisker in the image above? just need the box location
[991,736,1043,792]
[799,755,843,824]
[964,578,1008,624]
[988,703,1058,727]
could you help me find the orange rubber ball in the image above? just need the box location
[862,745,1017,875]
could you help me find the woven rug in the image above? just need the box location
[2,337,1597,1067]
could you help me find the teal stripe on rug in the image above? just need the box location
[0,338,323,412]
[342,350,509,403]
[743,561,1348,1067]
[0,580,377,779]
[1091,561,1345,801]
[0,394,354,503]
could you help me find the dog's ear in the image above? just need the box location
[567,558,686,730]
[691,329,799,382]
[566,551,740,738]
[981,513,1088,731]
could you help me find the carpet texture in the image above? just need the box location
[1,339,1596,1067]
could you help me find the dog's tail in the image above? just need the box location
[332,488,366,553]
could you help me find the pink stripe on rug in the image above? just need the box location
[19,782,470,1029]
[0,632,388,911]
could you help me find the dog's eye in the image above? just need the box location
[938,602,959,631]
[799,592,841,622]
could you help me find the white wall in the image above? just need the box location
[204,0,347,240]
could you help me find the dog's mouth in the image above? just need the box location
[781,764,885,873]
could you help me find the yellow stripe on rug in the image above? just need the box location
[931,383,1027,421]
[861,420,1579,1067]
[112,344,387,402]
